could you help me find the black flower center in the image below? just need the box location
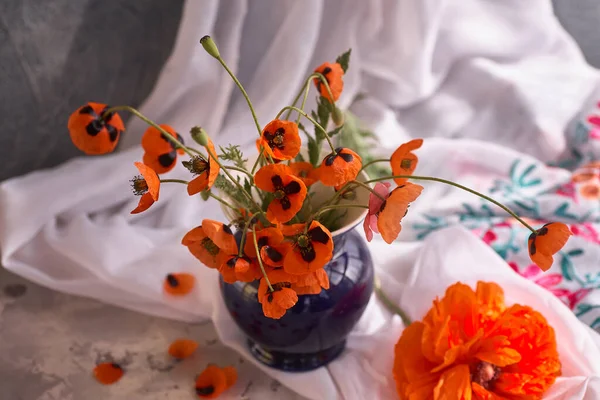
[166,274,179,287]
[183,156,209,175]
[271,175,302,210]
[79,104,120,141]
[201,237,220,256]
[195,386,215,396]
[264,127,286,151]
[130,176,148,195]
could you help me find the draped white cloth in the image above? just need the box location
[1,0,600,398]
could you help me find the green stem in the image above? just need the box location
[359,158,390,174]
[276,106,336,153]
[216,56,262,137]
[284,73,335,120]
[208,192,242,214]
[350,180,386,201]
[308,203,368,223]
[160,179,189,184]
[238,219,251,257]
[205,146,262,212]
[366,174,537,233]
[224,166,254,181]
[102,106,194,158]
[374,275,411,326]
[253,226,274,292]
[296,76,312,125]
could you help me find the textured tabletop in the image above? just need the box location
[0,268,306,400]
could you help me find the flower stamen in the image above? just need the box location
[471,361,500,389]
[182,155,209,175]
[130,175,149,195]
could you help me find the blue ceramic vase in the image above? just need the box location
[220,228,374,372]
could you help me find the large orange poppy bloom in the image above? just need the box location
[528,222,572,271]
[243,227,284,257]
[195,365,237,399]
[181,223,234,269]
[289,162,320,186]
[254,164,307,223]
[257,269,299,319]
[314,62,344,102]
[259,119,301,161]
[141,124,185,174]
[130,162,161,214]
[282,221,333,275]
[319,147,362,187]
[390,139,423,185]
[377,182,423,243]
[393,281,560,400]
[185,138,220,195]
[219,255,252,284]
[68,102,124,155]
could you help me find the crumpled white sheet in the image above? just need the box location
[1,0,600,398]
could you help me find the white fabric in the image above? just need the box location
[1,0,600,399]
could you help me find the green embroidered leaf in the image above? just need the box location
[560,255,574,281]
[335,49,352,73]
[567,249,584,257]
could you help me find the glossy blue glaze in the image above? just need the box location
[220,229,374,372]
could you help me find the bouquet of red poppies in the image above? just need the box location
[67,36,572,320]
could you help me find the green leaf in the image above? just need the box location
[328,125,344,137]
[335,49,352,73]
[219,144,248,169]
[213,175,253,210]
[317,96,332,126]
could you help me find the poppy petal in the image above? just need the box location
[202,219,237,254]
[168,339,199,359]
[188,174,210,195]
[390,139,423,185]
[131,192,155,214]
[205,139,220,189]
[143,151,177,174]
[260,120,301,160]
[432,364,472,400]
[195,365,228,399]
[289,162,320,186]
[314,62,344,102]
[319,148,362,187]
[141,124,178,155]
[163,273,196,296]
[94,362,124,385]
[528,222,572,271]
[377,183,423,244]
[244,227,284,257]
[254,164,294,192]
[134,162,160,200]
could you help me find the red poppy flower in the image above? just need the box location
[141,124,185,174]
[257,269,299,319]
[244,227,284,257]
[254,164,307,223]
[181,226,227,269]
[290,162,320,186]
[528,222,572,271]
[291,269,330,295]
[93,362,124,385]
[219,255,252,284]
[282,221,333,275]
[195,365,237,398]
[377,182,423,243]
[168,339,199,359]
[313,62,344,102]
[363,182,391,242]
[185,139,220,195]
[163,273,196,296]
[130,162,160,214]
[390,139,423,185]
[68,102,124,155]
[259,119,301,161]
[319,147,362,187]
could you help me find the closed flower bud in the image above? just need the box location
[200,35,220,59]
[332,107,344,126]
[190,126,209,146]
[200,190,210,201]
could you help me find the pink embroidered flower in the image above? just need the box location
[570,223,600,245]
[482,229,497,245]
[555,182,578,202]
[567,288,592,310]
[363,182,391,242]
[509,262,570,298]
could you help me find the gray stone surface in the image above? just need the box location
[0,268,306,400]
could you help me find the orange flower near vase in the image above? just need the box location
[393,281,560,399]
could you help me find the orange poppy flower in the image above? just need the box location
[260,242,293,267]
[130,162,160,214]
[319,148,362,187]
[289,162,320,186]
[571,171,596,183]
[291,269,330,295]
[257,269,299,319]
[243,227,284,257]
[282,221,333,275]
[195,365,237,398]
[528,222,572,271]
[254,164,307,223]
[580,183,600,200]
[163,273,196,296]
[219,255,251,284]
[259,119,301,161]
[68,102,125,155]
[141,124,185,174]
[393,281,560,399]
[182,221,237,274]
[235,259,263,282]
[390,139,423,185]
[377,182,423,244]
[313,62,344,102]
[93,362,124,385]
[185,139,220,195]
[168,339,199,359]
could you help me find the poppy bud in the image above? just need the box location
[200,190,210,201]
[190,126,209,146]
[200,35,220,59]
[340,188,356,200]
[332,107,344,127]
